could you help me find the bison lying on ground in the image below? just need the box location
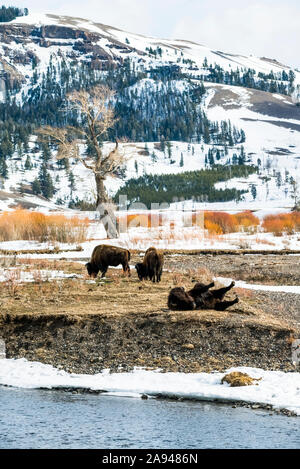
[167,287,196,310]
[135,246,164,282]
[168,281,238,311]
[86,244,131,278]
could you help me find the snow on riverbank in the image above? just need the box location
[215,277,300,295]
[0,358,299,415]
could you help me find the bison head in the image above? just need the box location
[85,262,100,278]
[135,262,148,280]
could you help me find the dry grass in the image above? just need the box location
[0,208,89,243]
[0,257,295,339]
[0,260,255,319]
[254,237,276,247]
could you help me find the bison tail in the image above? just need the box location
[127,250,131,261]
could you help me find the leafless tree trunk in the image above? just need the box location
[38,85,127,239]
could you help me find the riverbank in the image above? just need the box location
[0,278,297,375]
[0,253,299,375]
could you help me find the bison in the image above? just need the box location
[86,244,131,278]
[189,280,238,311]
[168,281,238,311]
[135,247,164,283]
[167,286,196,310]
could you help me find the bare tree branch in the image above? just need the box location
[38,85,134,238]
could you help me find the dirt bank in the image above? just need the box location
[0,309,296,374]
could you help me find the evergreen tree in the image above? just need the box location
[38,163,55,198]
[250,184,257,200]
[166,141,172,159]
[68,171,76,200]
[41,142,51,165]
[151,151,157,162]
[0,157,8,178]
[24,155,32,170]
[31,177,41,195]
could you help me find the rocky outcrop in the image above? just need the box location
[0,21,143,83]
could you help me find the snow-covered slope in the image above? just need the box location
[6,12,300,81]
[0,11,300,213]
[0,11,299,105]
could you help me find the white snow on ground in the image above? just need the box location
[2,130,299,214]
[1,224,300,259]
[0,358,299,415]
[0,240,78,251]
[214,277,300,295]
[0,268,81,283]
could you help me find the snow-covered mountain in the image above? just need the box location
[3,12,300,84]
[0,11,300,214]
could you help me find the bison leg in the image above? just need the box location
[211,281,235,300]
[148,269,155,282]
[100,266,108,278]
[189,281,215,297]
[214,297,239,311]
[122,263,131,276]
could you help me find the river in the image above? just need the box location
[0,386,299,449]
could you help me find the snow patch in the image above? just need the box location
[0,358,299,415]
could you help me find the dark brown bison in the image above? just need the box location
[168,281,238,311]
[86,244,131,278]
[135,247,164,283]
[189,281,238,310]
[167,287,196,310]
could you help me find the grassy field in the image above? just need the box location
[0,256,289,328]
[0,255,298,374]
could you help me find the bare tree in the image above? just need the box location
[290,177,300,211]
[38,85,126,238]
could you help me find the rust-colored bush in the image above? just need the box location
[234,211,259,230]
[204,211,238,234]
[117,213,164,229]
[204,220,223,235]
[262,212,300,236]
[0,208,89,243]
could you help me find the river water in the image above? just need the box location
[0,386,299,449]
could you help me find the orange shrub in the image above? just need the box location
[291,211,300,231]
[234,211,259,230]
[117,213,164,229]
[0,208,89,243]
[262,212,300,236]
[204,211,238,234]
[204,220,223,235]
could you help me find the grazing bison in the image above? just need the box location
[135,247,164,282]
[86,244,131,278]
[168,281,238,311]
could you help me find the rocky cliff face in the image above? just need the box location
[0,19,145,91]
